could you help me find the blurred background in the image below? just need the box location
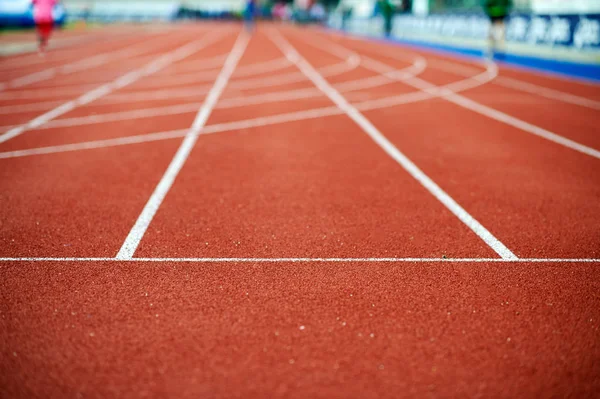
[1,0,599,76]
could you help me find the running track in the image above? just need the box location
[1,23,599,398]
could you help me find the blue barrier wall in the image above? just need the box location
[329,12,600,81]
[0,0,181,27]
[391,13,600,50]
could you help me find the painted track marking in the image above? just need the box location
[308,32,600,160]
[270,28,518,261]
[2,31,173,91]
[0,58,537,158]
[1,26,598,264]
[116,31,250,260]
[0,257,597,263]
[98,56,359,104]
[0,52,423,131]
[0,31,227,145]
[370,52,600,110]
[0,107,342,160]
[0,59,511,157]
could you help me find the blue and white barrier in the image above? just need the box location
[329,12,600,81]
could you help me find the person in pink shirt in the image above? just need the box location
[32,0,58,54]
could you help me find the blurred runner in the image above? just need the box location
[310,2,326,25]
[341,5,352,31]
[32,0,58,55]
[82,1,92,28]
[244,0,256,32]
[482,0,513,58]
[378,0,394,38]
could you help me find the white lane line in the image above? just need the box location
[0,86,101,99]
[1,37,413,126]
[0,30,137,70]
[316,28,600,110]
[116,31,250,260]
[0,100,68,115]
[0,257,597,263]
[0,59,501,157]
[416,58,600,110]
[157,54,228,73]
[0,55,499,157]
[319,53,361,76]
[132,58,291,89]
[3,33,168,91]
[446,93,600,158]
[0,128,188,159]
[218,87,321,108]
[354,91,434,110]
[18,88,326,130]
[234,57,291,77]
[320,35,600,160]
[99,57,356,104]
[0,49,520,157]
[8,70,56,89]
[335,75,394,92]
[131,70,221,89]
[270,29,518,261]
[229,71,306,89]
[352,62,497,111]
[25,103,202,130]
[0,88,326,131]
[0,106,342,160]
[495,76,600,110]
[0,31,226,145]
[295,32,429,90]
[401,74,600,159]
[0,59,424,131]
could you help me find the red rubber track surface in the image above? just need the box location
[0,23,599,398]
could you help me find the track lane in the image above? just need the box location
[0,29,179,91]
[324,29,600,103]
[133,29,498,259]
[0,29,159,79]
[0,29,232,148]
[1,260,598,398]
[0,23,599,399]
[0,33,239,152]
[298,31,600,258]
[0,140,183,258]
[459,82,600,149]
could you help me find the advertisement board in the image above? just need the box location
[392,13,600,50]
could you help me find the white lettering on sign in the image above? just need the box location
[528,17,548,43]
[506,16,529,41]
[573,17,600,48]
[546,17,571,44]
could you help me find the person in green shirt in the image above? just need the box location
[482,0,513,57]
[378,0,394,37]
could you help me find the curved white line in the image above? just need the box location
[0,31,228,144]
[0,85,100,100]
[136,57,292,89]
[0,107,342,159]
[98,57,355,104]
[355,61,498,111]
[233,57,292,77]
[0,257,597,263]
[157,53,228,73]
[0,51,416,131]
[0,100,64,115]
[314,33,600,159]
[0,32,516,157]
[0,51,490,144]
[1,32,176,92]
[369,46,600,110]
